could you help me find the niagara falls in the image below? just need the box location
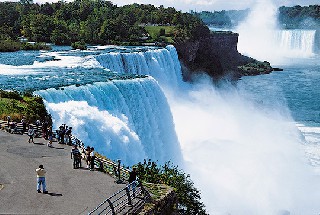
[1,0,320,214]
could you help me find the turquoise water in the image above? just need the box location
[0,46,160,91]
[239,57,320,123]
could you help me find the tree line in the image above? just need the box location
[193,5,320,30]
[191,9,249,28]
[278,5,320,29]
[0,0,210,47]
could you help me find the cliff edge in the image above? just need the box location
[175,31,273,81]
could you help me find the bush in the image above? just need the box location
[0,90,22,100]
[135,159,208,215]
[159,28,166,36]
[0,90,51,124]
[71,41,87,50]
[0,40,21,52]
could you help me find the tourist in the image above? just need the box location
[21,116,26,133]
[47,126,53,145]
[90,147,95,171]
[85,146,91,169]
[58,125,65,144]
[42,121,48,139]
[35,119,41,127]
[36,165,48,194]
[71,145,81,169]
[128,167,138,197]
[64,126,69,144]
[27,125,35,143]
[65,127,72,145]
[7,115,10,128]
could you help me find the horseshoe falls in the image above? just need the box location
[236,0,318,64]
[277,29,316,56]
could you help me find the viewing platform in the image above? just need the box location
[0,129,127,214]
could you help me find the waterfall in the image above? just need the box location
[278,29,316,55]
[95,45,182,88]
[35,77,181,166]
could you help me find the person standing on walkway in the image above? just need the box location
[128,167,138,197]
[36,165,48,194]
[27,125,35,143]
[90,147,95,171]
[21,116,26,133]
[71,145,81,169]
[7,115,11,128]
[85,146,91,169]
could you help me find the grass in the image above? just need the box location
[0,90,50,123]
[144,26,176,43]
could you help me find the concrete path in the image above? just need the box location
[0,130,126,215]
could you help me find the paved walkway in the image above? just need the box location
[0,130,126,214]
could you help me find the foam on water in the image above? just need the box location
[35,77,182,165]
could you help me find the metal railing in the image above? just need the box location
[66,134,148,214]
[88,181,145,215]
[68,135,130,180]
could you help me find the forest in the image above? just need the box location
[0,0,210,50]
[278,5,320,29]
[192,9,249,28]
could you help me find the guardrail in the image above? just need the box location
[68,135,149,214]
[88,181,147,215]
[69,135,130,180]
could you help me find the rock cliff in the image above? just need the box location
[175,31,273,81]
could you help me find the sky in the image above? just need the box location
[26,0,320,11]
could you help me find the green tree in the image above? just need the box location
[136,160,208,215]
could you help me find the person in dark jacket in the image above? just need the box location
[128,167,138,197]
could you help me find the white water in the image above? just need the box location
[167,79,320,214]
[36,77,181,165]
[95,45,181,88]
[277,30,316,56]
[236,0,317,63]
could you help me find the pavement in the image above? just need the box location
[0,130,127,215]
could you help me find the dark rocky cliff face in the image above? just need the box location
[175,32,272,81]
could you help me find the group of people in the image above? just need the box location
[27,122,53,146]
[70,145,96,171]
[23,121,139,196]
[57,124,73,145]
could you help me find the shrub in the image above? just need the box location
[135,159,208,214]
[71,41,87,50]
[0,40,21,52]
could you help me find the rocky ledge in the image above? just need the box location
[175,31,274,81]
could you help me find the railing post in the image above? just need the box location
[107,199,116,215]
[125,186,132,206]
